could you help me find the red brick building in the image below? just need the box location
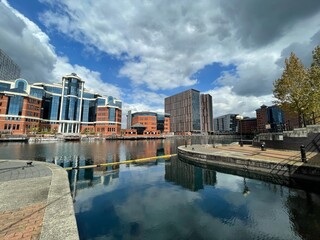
[125,111,170,136]
[239,118,257,135]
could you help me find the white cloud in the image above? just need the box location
[0,0,56,82]
[38,0,320,101]
[205,86,274,118]
[3,0,320,121]
[0,0,121,98]
[53,56,122,98]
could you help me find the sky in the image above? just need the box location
[1,0,320,127]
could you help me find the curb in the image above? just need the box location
[40,163,79,240]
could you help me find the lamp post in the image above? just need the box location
[236,115,244,147]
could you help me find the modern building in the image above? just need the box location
[126,110,132,129]
[256,105,285,133]
[164,89,213,135]
[124,111,170,135]
[200,94,213,133]
[213,114,238,133]
[239,117,257,135]
[0,49,21,80]
[0,73,122,135]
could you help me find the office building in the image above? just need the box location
[0,73,122,135]
[256,105,284,133]
[239,118,257,135]
[126,110,132,129]
[165,89,213,134]
[214,114,239,133]
[200,94,213,133]
[0,49,21,80]
[124,111,170,135]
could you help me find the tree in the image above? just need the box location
[273,52,309,127]
[308,45,320,123]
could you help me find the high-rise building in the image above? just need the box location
[0,73,122,135]
[200,94,213,133]
[165,89,212,135]
[213,114,238,133]
[0,49,21,80]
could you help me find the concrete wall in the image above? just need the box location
[253,125,320,152]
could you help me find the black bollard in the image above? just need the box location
[260,142,266,151]
[300,145,307,162]
[240,140,243,147]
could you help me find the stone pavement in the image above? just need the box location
[184,144,319,164]
[0,160,79,240]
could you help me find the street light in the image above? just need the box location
[236,115,244,147]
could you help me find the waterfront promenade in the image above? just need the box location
[0,160,78,240]
[178,144,320,179]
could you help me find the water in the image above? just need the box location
[1,137,320,240]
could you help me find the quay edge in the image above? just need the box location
[177,145,320,181]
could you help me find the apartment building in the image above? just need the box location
[164,89,213,135]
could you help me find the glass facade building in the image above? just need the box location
[0,73,122,135]
[0,49,21,80]
[256,105,285,133]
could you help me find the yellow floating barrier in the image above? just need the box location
[64,154,177,171]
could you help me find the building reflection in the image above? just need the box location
[61,140,173,199]
[123,139,171,160]
[286,190,320,239]
[165,157,217,191]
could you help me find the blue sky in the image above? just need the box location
[1,0,320,126]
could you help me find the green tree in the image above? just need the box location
[308,45,320,123]
[273,52,309,127]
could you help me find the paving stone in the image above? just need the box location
[0,160,79,240]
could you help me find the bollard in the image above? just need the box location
[239,141,243,147]
[185,139,187,148]
[260,142,266,151]
[300,145,307,162]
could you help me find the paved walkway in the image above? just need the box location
[0,160,79,240]
[184,144,319,165]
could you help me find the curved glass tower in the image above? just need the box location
[58,73,84,134]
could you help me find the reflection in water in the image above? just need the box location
[165,157,216,191]
[287,191,320,240]
[1,137,320,239]
[243,178,250,196]
[72,159,320,239]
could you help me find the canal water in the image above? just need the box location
[1,137,320,240]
